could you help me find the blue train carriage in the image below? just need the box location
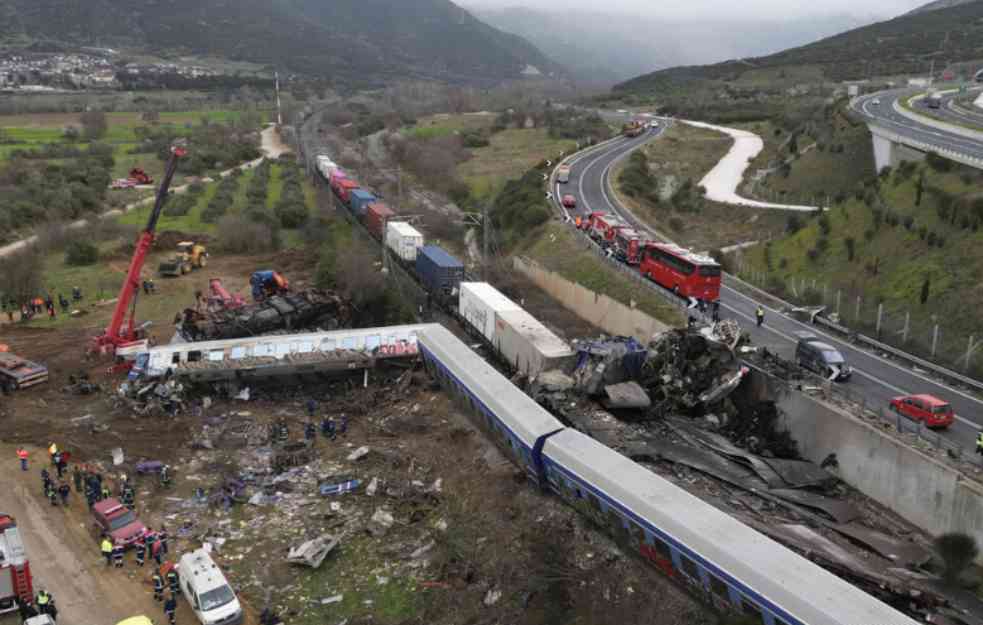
[540,429,919,625]
[417,324,564,485]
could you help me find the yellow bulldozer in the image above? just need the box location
[158,241,208,277]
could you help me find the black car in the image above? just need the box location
[795,333,852,381]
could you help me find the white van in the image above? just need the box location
[178,548,244,625]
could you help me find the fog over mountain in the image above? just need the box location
[470,5,888,84]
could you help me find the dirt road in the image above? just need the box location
[0,444,192,625]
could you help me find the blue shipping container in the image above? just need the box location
[349,189,377,216]
[415,245,465,296]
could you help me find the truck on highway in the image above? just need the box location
[0,514,33,615]
[622,120,645,138]
[557,165,571,183]
[927,92,943,109]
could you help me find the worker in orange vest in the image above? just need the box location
[16,447,28,471]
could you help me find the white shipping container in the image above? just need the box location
[385,221,424,262]
[458,282,521,343]
[494,308,574,377]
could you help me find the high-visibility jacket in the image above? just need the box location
[977,433,983,449]
[36,591,50,607]
[16,449,28,460]
[153,574,164,590]
[101,539,113,554]
[756,307,764,317]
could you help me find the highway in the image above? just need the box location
[852,89,983,160]
[558,125,983,452]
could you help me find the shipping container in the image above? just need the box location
[316,156,337,180]
[458,282,521,343]
[415,245,465,297]
[336,179,359,204]
[349,189,377,216]
[494,308,574,377]
[385,221,424,262]
[365,202,395,240]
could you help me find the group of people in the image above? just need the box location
[101,530,179,625]
[1,287,83,323]
[15,589,58,622]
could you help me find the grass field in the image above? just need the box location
[459,128,576,199]
[407,112,497,139]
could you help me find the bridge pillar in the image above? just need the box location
[869,128,894,174]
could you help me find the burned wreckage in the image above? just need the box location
[176,290,350,342]
[527,322,975,623]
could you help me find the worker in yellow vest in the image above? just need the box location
[101,536,113,566]
[47,442,58,465]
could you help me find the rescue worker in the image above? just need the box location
[41,468,51,493]
[304,420,316,441]
[101,536,113,566]
[112,540,125,568]
[72,286,82,302]
[306,398,317,417]
[152,536,163,565]
[160,464,172,488]
[144,529,156,559]
[16,447,28,471]
[339,415,348,435]
[54,451,66,478]
[122,485,135,510]
[135,534,146,567]
[321,417,336,440]
[166,566,179,595]
[712,300,721,323]
[101,484,111,501]
[276,420,289,443]
[977,430,983,457]
[152,570,165,602]
[163,594,177,625]
[47,442,58,465]
[159,525,169,555]
[57,481,70,506]
[35,590,51,615]
[755,305,765,328]
[46,482,58,506]
[73,465,83,492]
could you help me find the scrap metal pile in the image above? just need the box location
[177,290,351,342]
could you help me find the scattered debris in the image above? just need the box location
[287,534,339,568]
[483,588,502,607]
[320,478,360,496]
[347,446,370,462]
[368,508,395,537]
[603,382,651,410]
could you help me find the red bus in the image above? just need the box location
[639,243,721,301]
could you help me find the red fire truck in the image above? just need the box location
[0,514,33,614]
[612,228,644,265]
[639,242,722,301]
[585,212,630,245]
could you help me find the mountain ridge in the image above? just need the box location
[615,1,983,93]
[0,0,559,86]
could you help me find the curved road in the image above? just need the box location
[559,125,983,451]
[852,89,983,160]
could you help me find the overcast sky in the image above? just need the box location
[464,0,932,20]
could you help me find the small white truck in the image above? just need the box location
[557,164,571,183]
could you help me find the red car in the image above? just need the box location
[561,194,577,209]
[91,498,147,547]
[889,394,955,429]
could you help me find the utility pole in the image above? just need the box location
[482,201,490,281]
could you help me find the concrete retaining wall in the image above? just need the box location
[513,256,672,341]
[746,368,983,557]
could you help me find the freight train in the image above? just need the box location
[313,152,573,377]
[417,324,919,625]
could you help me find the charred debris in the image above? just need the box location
[526,321,978,624]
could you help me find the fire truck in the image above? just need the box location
[584,212,630,245]
[0,514,33,614]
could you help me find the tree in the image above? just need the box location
[915,172,925,207]
[80,110,108,140]
[64,239,99,266]
[844,237,856,261]
[920,275,931,305]
[935,533,978,585]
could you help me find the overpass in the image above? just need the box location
[852,89,983,172]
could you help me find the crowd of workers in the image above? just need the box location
[1,287,84,323]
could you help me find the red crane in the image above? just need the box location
[91,146,186,355]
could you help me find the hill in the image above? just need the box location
[615,1,983,93]
[907,0,982,15]
[474,6,874,86]
[0,0,558,86]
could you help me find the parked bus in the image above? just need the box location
[639,243,722,301]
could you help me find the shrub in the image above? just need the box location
[806,247,819,262]
[785,214,802,234]
[903,215,914,230]
[65,240,99,266]
[935,533,979,585]
[668,216,684,232]
[844,237,856,261]
[926,151,953,173]
[864,228,875,242]
[215,215,277,253]
[817,214,831,236]
[815,236,829,252]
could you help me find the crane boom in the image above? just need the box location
[93,146,186,354]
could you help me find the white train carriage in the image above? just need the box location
[417,324,564,484]
[541,428,919,625]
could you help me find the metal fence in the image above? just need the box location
[734,261,983,382]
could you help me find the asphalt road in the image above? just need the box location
[851,89,983,160]
[558,126,983,452]
[938,89,983,127]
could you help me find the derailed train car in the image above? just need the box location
[416,324,919,625]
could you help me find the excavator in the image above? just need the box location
[90,146,185,359]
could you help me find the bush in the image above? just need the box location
[785,214,802,234]
[815,236,829,252]
[215,215,277,253]
[926,151,953,173]
[935,533,979,585]
[65,240,99,266]
[844,236,856,261]
[817,214,831,236]
[903,215,914,230]
[668,216,684,232]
